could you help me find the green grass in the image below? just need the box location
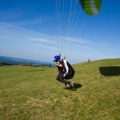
[0,59,120,120]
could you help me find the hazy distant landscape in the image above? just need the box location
[0,56,53,66]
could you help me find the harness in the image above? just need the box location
[62,59,75,79]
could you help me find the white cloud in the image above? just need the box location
[0,22,119,63]
[60,36,96,45]
[0,22,58,50]
[32,43,57,50]
[7,18,44,26]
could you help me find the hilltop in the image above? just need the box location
[0,58,120,120]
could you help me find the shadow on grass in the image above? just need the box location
[64,83,82,91]
[99,66,120,76]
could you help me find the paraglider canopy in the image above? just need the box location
[79,0,102,15]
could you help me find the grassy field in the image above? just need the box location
[0,59,120,120]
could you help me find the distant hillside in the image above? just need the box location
[0,56,53,66]
[74,58,120,77]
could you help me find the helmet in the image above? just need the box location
[53,55,60,62]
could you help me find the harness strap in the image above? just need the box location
[63,59,69,77]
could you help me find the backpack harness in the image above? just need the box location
[61,59,75,79]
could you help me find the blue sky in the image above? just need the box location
[0,0,120,64]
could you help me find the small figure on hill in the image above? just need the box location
[88,58,90,63]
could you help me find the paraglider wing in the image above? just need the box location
[79,0,102,15]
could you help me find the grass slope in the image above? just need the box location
[0,59,120,120]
